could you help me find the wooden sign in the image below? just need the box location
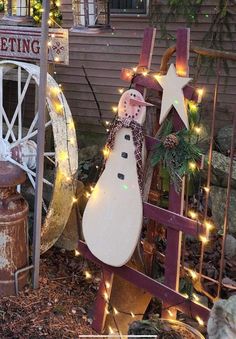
[0,26,69,65]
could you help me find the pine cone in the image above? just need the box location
[163,134,179,149]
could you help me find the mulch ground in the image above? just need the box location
[0,248,100,338]
[2,237,232,338]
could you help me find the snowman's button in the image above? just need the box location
[125,134,130,140]
[117,173,125,180]
[121,152,128,159]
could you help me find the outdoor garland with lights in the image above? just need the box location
[32,0,62,26]
[151,101,203,191]
[0,0,4,12]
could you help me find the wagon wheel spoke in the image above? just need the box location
[27,112,38,136]
[10,120,52,149]
[5,72,32,142]
[0,102,17,141]
[26,171,48,213]
[0,67,14,139]
[44,152,56,165]
[44,152,55,157]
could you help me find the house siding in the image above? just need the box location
[56,0,236,133]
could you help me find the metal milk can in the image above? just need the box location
[0,161,29,296]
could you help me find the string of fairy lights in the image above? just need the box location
[44,6,212,329]
[72,67,211,333]
[73,251,207,334]
[56,63,211,330]
[32,0,62,26]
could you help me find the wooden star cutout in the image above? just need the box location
[157,64,192,129]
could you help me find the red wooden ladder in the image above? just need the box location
[77,27,210,334]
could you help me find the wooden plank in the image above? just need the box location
[120,69,197,101]
[69,44,145,54]
[163,28,190,319]
[143,202,204,236]
[69,36,147,47]
[145,134,160,150]
[138,27,157,69]
[77,241,210,322]
[136,28,156,96]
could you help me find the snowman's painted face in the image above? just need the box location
[118,89,147,125]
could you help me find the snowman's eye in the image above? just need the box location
[133,94,136,97]
[117,173,125,180]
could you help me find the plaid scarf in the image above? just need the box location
[106,117,144,196]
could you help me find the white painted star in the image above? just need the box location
[157,64,192,129]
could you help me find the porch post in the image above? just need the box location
[32,0,50,289]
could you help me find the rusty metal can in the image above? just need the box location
[0,161,29,296]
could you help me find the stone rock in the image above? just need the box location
[211,151,236,189]
[78,145,101,163]
[225,234,236,258]
[201,151,236,189]
[78,145,103,184]
[207,295,236,339]
[210,186,236,237]
[216,125,236,154]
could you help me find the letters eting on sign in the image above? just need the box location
[0,26,69,65]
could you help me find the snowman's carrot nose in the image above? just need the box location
[129,98,154,107]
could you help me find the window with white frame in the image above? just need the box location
[5,0,31,17]
[72,0,111,32]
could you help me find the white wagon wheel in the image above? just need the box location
[0,60,78,253]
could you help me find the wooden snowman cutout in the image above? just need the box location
[82,89,153,267]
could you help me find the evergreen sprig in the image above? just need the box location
[0,0,4,12]
[151,0,236,52]
[151,106,202,192]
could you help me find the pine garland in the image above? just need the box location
[32,0,62,26]
[0,0,4,12]
[151,103,203,192]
